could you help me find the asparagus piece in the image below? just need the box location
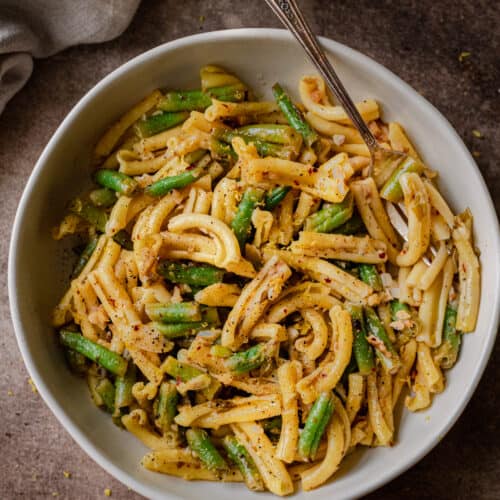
[95,378,116,413]
[135,111,189,138]
[262,416,282,436]
[146,302,202,323]
[145,168,203,197]
[154,381,179,433]
[264,186,291,211]
[94,169,138,196]
[380,156,424,202]
[89,188,116,208]
[223,435,264,491]
[184,148,208,165]
[72,237,98,278]
[359,264,383,291]
[69,198,108,232]
[157,261,224,287]
[304,194,354,233]
[163,356,205,381]
[349,305,375,375]
[390,299,411,318]
[231,188,265,248]
[186,428,229,471]
[272,83,318,147]
[114,364,136,409]
[226,344,268,374]
[364,307,401,373]
[59,330,128,377]
[298,392,335,460]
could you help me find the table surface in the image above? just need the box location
[1,0,499,498]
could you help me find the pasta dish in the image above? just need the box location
[51,65,480,495]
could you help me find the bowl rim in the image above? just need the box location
[8,27,500,499]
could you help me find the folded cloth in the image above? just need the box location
[0,0,141,114]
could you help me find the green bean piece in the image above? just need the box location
[211,139,238,161]
[184,149,208,165]
[112,229,133,251]
[145,168,203,197]
[115,364,136,409]
[359,264,383,291]
[264,186,291,211]
[96,378,116,413]
[223,435,264,491]
[211,345,233,358]
[89,187,116,208]
[207,84,247,102]
[186,428,229,472]
[364,307,401,373]
[163,356,204,381]
[226,343,268,374]
[69,198,108,233]
[94,169,138,196]
[349,305,375,375]
[154,381,179,432]
[236,124,298,145]
[272,83,318,147]
[215,128,296,160]
[390,299,411,318]
[59,330,128,377]
[304,194,354,233]
[201,306,220,326]
[231,188,265,248]
[64,348,88,375]
[380,156,424,202]
[334,213,365,235]
[298,392,335,460]
[72,237,98,278]
[146,302,202,323]
[154,321,207,339]
[435,305,461,369]
[159,89,212,112]
[135,111,189,138]
[157,261,224,286]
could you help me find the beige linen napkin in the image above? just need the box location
[0,0,141,114]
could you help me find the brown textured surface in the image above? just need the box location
[1,0,499,498]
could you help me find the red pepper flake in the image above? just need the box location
[293,180,299,186]
[324,278,332,283]
[379,252,386,259]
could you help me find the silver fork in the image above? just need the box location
[263,0,407,180]
[264,0,439,262]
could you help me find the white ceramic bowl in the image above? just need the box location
[9,29,500,499]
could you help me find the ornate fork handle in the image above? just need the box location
[264,0,378,151]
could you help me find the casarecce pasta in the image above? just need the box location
[52,65,481,495]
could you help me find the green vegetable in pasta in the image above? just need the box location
[226,343,268,374]
[59,330,128,377]
[364,307,401,373]
[153,381,179,432]
[231,188,265,248]
[264,186,291,211]
[146,302,202,323]
[358,264,383,291]
[72,237,98,278]
[380,156,424,202]
[135,111,189,137]
[114,364,136,409]
[94,169,138,196]
[186,428,229,471]
[157,261,224,287]
[145,168,203,197]
[95,378,116,413]
[348,305,375,375]
[298,392,334,460]
[223,435,264,491]
[434,305,461,369]
[89,187,116,207]
[304,194,354,233]
[272,83,318,147]
[69,198,108,232]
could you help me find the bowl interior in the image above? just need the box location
[9,29,500,500]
